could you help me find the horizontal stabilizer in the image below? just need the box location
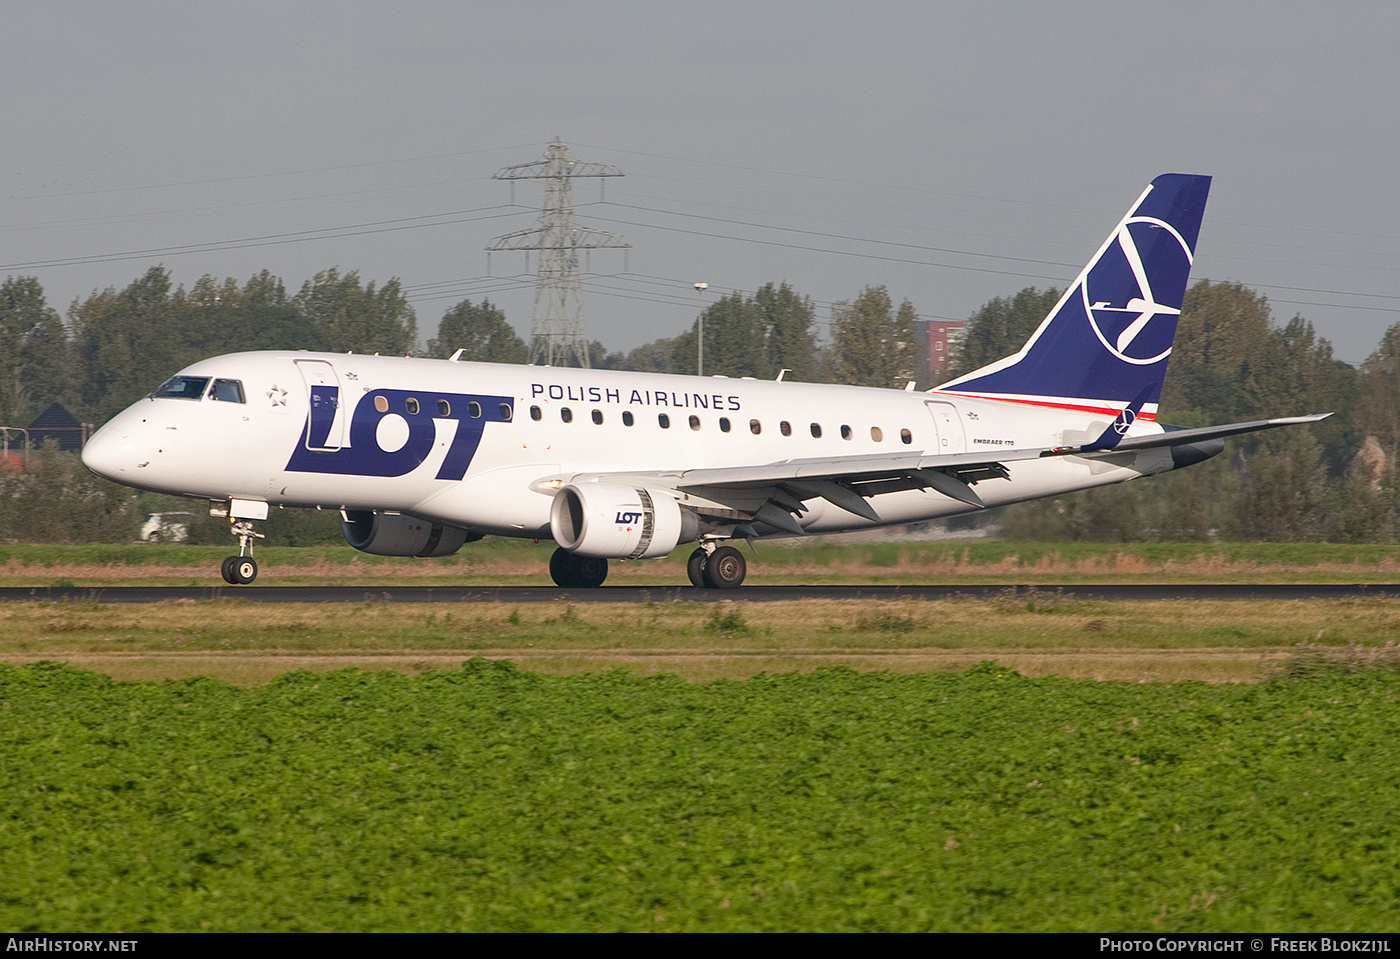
[1052,414,1333,459]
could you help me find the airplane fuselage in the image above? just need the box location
[82,175,1320,589]
[82,350,1177,540]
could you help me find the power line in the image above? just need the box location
[0,206,519,272]
[0,145,538,204]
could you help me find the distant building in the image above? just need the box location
[27,402,88,452]
[923,320,965,382]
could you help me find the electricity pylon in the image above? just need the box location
[487,139,629,368]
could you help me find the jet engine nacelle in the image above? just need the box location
[340,509,472,557]
[550,483,698,559]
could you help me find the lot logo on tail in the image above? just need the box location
[1084,215,1193,366]
[936,173,1211,413]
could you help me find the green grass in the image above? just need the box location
[3,660,1399,932]
[4,539,1400,587]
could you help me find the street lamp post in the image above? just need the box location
[693,282,708,375]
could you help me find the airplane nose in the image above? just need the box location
[81,423,132,482]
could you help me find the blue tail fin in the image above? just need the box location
[937,173,1211,422]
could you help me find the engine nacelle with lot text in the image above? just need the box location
[550,483,698,559]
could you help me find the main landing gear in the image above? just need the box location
[220,518,264,585]
[686,544,746,589]
[545,542,748,590]
[549,547,609,588]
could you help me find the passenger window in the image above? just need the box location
[406,398,420,415]
[499,403,513,420]
[689,415,701,431]
[468,401,481,418]
[840,425,852,440]
[780,421,792,437]
[750,419,761,435]
[810,423,822,438]
[439,399,452,416]
[561,408,573,423]
[901,429,913,445]
[374,396,389,413]
[530,405,542,421]
[623,411,635,426]
[658,413,670,429]
[209,379,245,403]
[592,410,604,425]
[719,417,731,433]
[870,427,883,442]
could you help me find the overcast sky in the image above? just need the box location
[4,1,1397,367]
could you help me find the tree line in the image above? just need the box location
[2,263,1399,543]
[427,281,919,389]
[1,266,416,428]
[0,267,931,429]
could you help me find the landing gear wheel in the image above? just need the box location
[549,547,608,588]
[231,557,258,585]
[703,546,746,589]
[222,515,265,585]
[686,548,708,588]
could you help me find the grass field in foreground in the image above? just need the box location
[4,539,1400,586]
[4,595,1400,684]
[4,660,1399,932]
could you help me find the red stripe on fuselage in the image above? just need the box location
[932,391,1158,421]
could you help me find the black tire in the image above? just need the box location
[549,547,608,588]
[231,557,258,585]
[573,555,608,588]
[703,546,746,589]
[686,548,708,588]
[548,547,572,586]
[220,556,238,584]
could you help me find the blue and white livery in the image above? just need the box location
[940,174,1210,422]
[82,175,1326,588]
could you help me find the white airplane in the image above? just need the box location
[82,174,1326,588]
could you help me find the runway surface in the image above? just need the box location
[3,583,1400,603]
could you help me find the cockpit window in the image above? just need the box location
[209,379,246,403]
[151,376,210,400]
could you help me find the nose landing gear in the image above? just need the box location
[214,498,268,585]
[221,520,265,584]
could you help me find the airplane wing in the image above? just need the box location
[570,413,1332,534]
[572,447,1045,528]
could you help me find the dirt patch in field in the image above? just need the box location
[0,646,1292,685]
